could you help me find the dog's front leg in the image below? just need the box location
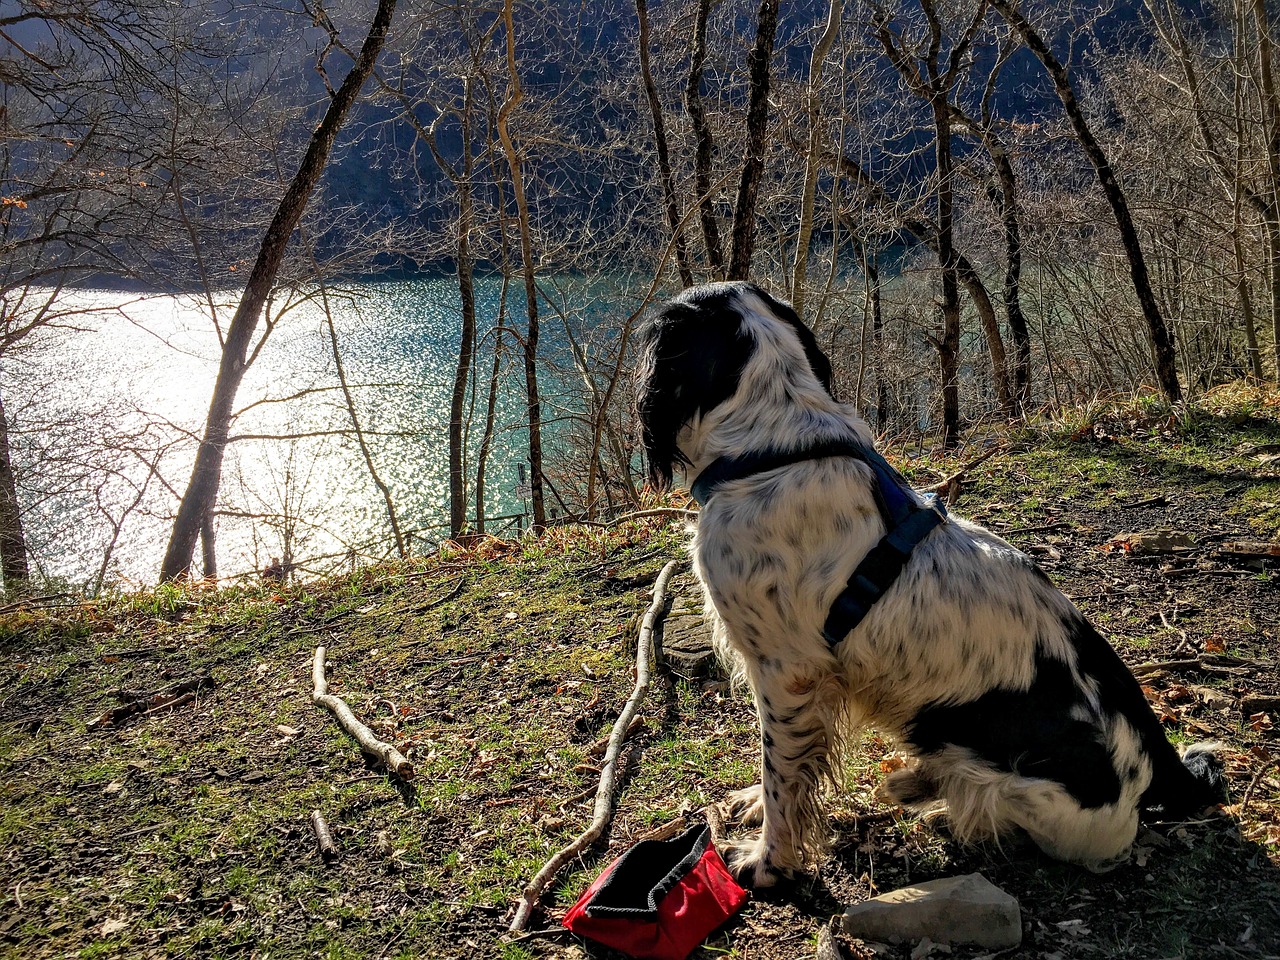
[721,671,833,888]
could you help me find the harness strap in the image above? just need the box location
[821,495,946,646]
[689,438,947,648]
[689,440,871,508]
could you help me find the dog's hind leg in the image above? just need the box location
[720,670,841,888]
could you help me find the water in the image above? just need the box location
[10,277,587,590]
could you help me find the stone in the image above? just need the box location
[655,577,718,678]
[842,873,1021,949]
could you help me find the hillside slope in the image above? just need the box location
[2,393,1279,960]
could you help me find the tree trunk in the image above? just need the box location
[449,77,479,539]
[160,0,398,581]
[982,133,1032,410]
[1253,0,1280,381]
[475,278,510,537]
[955,253,1013,415]
[0,392,29,593]
[685,0,725,276]
[636,0,692,287]
[200,512,217,580]
[933,95,962,447]
[497,0,546,530]
[790,0,843,317]
[991,0,1182,403]
[727,0,779,280]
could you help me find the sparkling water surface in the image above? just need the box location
[14,277,595,589]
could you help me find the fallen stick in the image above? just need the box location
[509,558,681,933]
[603,508,700,528]
[88,675,215,729]
[1242,695,1280,715]
[311,646,414,780]
[922,445,1003,496]
[310,809,340,862]
[138,691,197,718]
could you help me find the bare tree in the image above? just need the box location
[636,0,693,287]
[685,0,726,275]
[990,0,1182,403]
[728,0,780,280]
[161,0,399,580]
[791,0,844,318]
[495,0,546,530]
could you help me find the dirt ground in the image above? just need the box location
[1,400,1279,960]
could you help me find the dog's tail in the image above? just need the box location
[1141,741,1227,820]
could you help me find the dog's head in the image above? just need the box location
[634,281,834,489]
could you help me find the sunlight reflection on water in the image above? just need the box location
[16,278,558,589]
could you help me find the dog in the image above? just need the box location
[635,281,1224,887]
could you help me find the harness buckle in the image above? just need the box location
[925,494,949,524]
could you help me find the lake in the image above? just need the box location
[10,276,613,590]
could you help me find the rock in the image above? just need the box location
[815,925,844,960]
[655,578,718,678]
[842,873,1021,949]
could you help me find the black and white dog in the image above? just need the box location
[635,281,1223,887]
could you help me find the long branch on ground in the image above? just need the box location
[509,558,682,933]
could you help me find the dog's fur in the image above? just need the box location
[635,281,1224,887]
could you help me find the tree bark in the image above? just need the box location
[991,0,1182,403]
[933,93,963,447]
[727,0,779,280]
[496,0,546,530]
[449,78,479,539]
[160,0,398,581]
[791,0,843,317]
[200,512,217,580]
[0,392,29,593]
[685,0,725,276]
[1253,0,1280,381]
[636,0,693,287]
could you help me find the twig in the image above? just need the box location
[87,675,215,729]
[118,822,174,840]
[421,577,466,609]
[584,716,644,758]
[102,645,180,659]
[921,444,1003,496]
[509,559,682,933]
[505,928,572,946]
[1002,520,1070,536]
[310,809,340,862]
[1132,659,1207,677]
[138,691,196,718]
[0,593,77,616]
[1120,494,1168,509]
[311,646,414,779]
[603,508,700,528]
[1240,760,1278,817]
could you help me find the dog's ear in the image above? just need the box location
[635,299,753,489]
[751,286,834,396]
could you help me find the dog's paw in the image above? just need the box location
[720,784,765,828]
[875,765,939,808]
[720,835,791,889]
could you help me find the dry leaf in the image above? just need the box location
[880,755,908,774]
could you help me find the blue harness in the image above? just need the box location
[689,439,948,647]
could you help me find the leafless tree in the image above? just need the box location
[161,0,399,581]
